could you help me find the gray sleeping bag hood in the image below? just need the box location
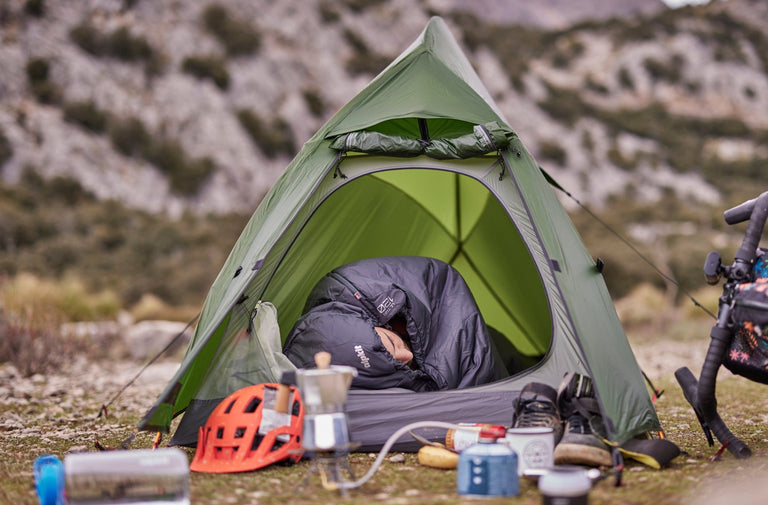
[283,256,507,390]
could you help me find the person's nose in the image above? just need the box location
[394,346,413,364]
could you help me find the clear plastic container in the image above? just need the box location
[64,448,190,505]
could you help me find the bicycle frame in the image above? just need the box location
[674,190,768,459]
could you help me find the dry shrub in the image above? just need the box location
[0,273,120,323]
[681,285,721,320]
[0,274,122,375]
[615,282,669,327]
[0,311,88,376]
[129,293,199,323]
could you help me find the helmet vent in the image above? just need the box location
[244,396,261,413]
[251,433,264,451]
[234,427,246,439]
[224,399,237,414]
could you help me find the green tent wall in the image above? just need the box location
[139,16,661,450]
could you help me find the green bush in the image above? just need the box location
[63,100,109,133]
[31,81,60,104]
[24,0,45,17]
[237,109,296,159]
[607,146,637,171]
[43,175,96,206]
[451,13,548,94]
[538,140,567,165]
[303,89,326,118]
[25,58,60,104]
[618,67,635,90]
[536,84,591,126]
[338,0,387,12]
[182,55,230,90]
[585,76,609,95]
[0,127,12,167]
[171,157,215,196]
[69,21,163,74]
[109,116,151,157]
[26,58,49,82]
[643,56,682,84]
[108,26,153,62]
[551,38,584,69]
[0,170,251,309]
[69,22,101,55]
[202,3,261,56]
[318,1,341,23]
[144,138,215,195]
[107,115,215,195]
[343,28,391,76]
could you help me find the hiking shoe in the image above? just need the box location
[512,382,563,444]
[553,372,612,467]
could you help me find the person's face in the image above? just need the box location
[375,327,413,366]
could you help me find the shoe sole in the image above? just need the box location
[553,442,612,467]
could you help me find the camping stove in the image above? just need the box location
[296,357,358,492]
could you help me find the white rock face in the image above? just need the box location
[1,0,764,215]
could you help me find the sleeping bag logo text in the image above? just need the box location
[377,296,395,315]
[354,345,372,368]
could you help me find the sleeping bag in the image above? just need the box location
[283,256,508,391]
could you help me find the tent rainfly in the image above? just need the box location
[139,16,662,452]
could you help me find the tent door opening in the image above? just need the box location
[261,161,553,374]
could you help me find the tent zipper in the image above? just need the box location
[328,271,362,300]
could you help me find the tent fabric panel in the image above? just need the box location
[138,313,231,431]
[139,142,339,432]
[372,169,461,236]
[262,173,460,339]
[328,55,501,137]
[346,388,521,452]
[505,143,661,443]
[455,193,551,355]
[456,173,494,242]
[139,16,662,448]
[189,144,340,353]
[326,19,507,137]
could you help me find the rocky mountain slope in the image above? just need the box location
[2,0,765,218]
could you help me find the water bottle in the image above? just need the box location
[64,448,190,505]
[456,425,519,498]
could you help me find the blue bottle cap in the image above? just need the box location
[33,454,65,505]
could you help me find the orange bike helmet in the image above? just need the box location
[190,383,304,473]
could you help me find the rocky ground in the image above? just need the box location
[1,321,766,505]
[0,356,178,449]
[0,320,717,461]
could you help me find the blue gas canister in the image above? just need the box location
[456,425,519,498]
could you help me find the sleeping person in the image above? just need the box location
[283,256,508,391]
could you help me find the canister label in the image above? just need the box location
[457,444,518,497]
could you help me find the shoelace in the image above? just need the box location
[516,400,559,428]
[565,413,592,435]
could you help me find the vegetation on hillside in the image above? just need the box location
[449,6,768,204]
[0,168,250,312]
[2,0,767,322]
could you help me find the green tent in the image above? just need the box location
[139,16,661,450]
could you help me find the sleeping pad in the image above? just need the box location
[283,256,508,391]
